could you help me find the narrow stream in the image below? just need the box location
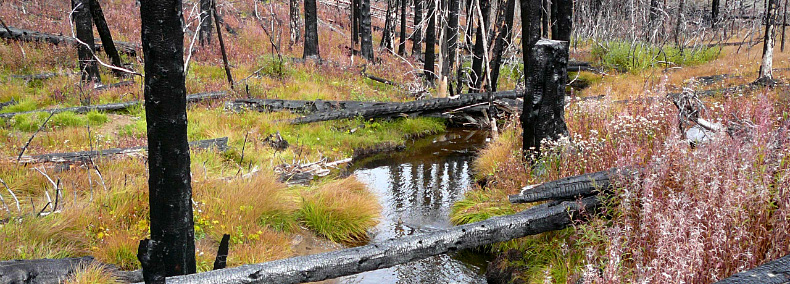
[339,128,493,284]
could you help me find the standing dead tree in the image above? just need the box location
[758,0,778,84]
[360,0,374,60]
[138,0,196,278]
[521,39,570,155]
[199,0,213,45]
[471,0,490,91]
[412,0,424,58]
[424,0,437,81]
[304,0,321,59]
[488,0,515,92]
[88,0,123,77]
[72,0,101,85]
[398,0,408,55]
[289,0,301,45]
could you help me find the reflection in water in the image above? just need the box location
[340,129,490,284]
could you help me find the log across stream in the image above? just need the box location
[339,128,492,284]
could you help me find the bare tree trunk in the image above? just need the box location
[675,0,685,48]
[443,0,459,78]
[304,0,320,59]
[352,0,360,46]
[212,0,234,89]
[488,0,515,91]
[88,0,122,77]
[465,0,475,49]
[289,0,301,45]
[399,0,408,55]
[360,0,374,60]
[199,0,212,45]
[711,0,720,28]
[139,0,196,277]
[759,0,777,82]
[782,0,787,51]
[552,0,572,43]
[381,0,394,49]
[542,0,549,37]
[471,0,490,91]
[413,0,424,58]
[520,0,542,154]
[648,0,661,41]
[425,0,437,80]
[72,0,101,85]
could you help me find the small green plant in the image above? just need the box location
[0,99,38,113]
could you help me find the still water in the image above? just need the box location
[339,129,492,284]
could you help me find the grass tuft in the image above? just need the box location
[298,177,380,244]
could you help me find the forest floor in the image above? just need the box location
[0,0,788,283]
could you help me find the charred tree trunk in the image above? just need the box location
[398,0,408,55]
[443,0,460,78]
[648,0,661,41]
[488,0,515,91]
[88,0,122,77]
[72,0,101,84]
[465,0,475,49]
[424,0,437,80]
[711,0,720,28]
[521,16,569,159]
[212,0,234,89]
[471,0,490,91]
[360,0,374,60]
[759,0,777,83]
[304,0,320,59]
[352,0,360,46]
[139,0,196,277]
[413,0,424,58]
[552,0,572,66]
[509,168,638,203]
[782,0,788,51]
[151,196,601,284]
[199,0,213,45]
[381,0,394,49]
[675,0,685,48]
[289,0,301,45]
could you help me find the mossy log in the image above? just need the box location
[0,26,138,56]
[0,256,143,284]
[0,91,225,119]
[290,90,520,124]
[16,137,228,164]
[142,196,599,284]
[509,167,639,204]
[713,254,790,284]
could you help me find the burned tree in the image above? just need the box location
[199,0,213,45]
[412,0,423,58]
[360,0,374,60]
[488,0,515,91]
[304,0,320,59]
[521,40,569,156]
[711,0,720,28]
[398,0,408,55]
[758,0,777,84]
[72,0,101,84]
[471,0,490,91]
[289,0,301,45]
[380,0,395,50]
[443,0,460,80]
[139,0,196,277]
[88,0,122,76]
[424,0,436,80]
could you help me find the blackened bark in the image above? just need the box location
[381,0,394,49]
[648,0,660,41]
[199,0,213,45]
[552,0,572,58]
[488,0,515,91]
[212,0,234,89]
[520,0,544,154]
[471,0,490,91]
[413,0,424,58]
[509,167,638,203]
[398,0,408,55]
[88,0,122,76]
[137,239,166,284]
[72,0,101,84]
[139,0,196,277]
[289,0,301,45]
[424,0,436,80]
[521,40,569,156]
[464,0,474,49]
[154,197,601,284]
[444,0,459,78]
[714,254,790,284]
[711,0,720,28]
[212,234,231,270]
[360,0,374,60]
[304,0,320,59]
[782,0,788,51]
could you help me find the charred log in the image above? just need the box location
[509,167,639,203]
[713,254,790,284]
[0,256,143,284]
[0,91,225,119]
[290,90,521,124]
[15,137,229,164]
[0,26,138,55]
[143,196,601,284]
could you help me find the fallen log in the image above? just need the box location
[15,137,228,164]
[0,91,225,119]
[0,26,138,56]
[0,99,15,109]
[290,90,521,124]
[713,254,790,284]
[143,196,600,284]
[0,256,143,284]
[226,98,392,114]
[509,167,638,204]
[8,73,59,81]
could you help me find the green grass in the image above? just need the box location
[592,41,720,72]
[8,111,110,132]
[0,99,38,113]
